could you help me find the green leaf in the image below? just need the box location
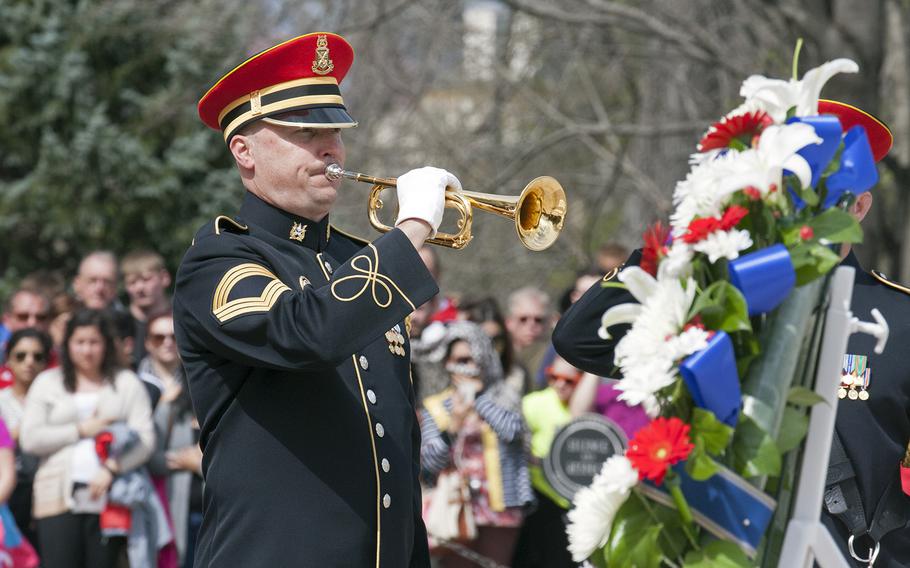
[777,406,810,453]
[691,408,735,454]
[788,177,819,207]
[683,540,752,567]
[604,493,689,566]
[731,331,761,377]
[686,440,722,481]
[808,208,863,244]
[604,497,665,568]
[591,550,608,568]
[689,281,752,333]
[732,414,782,477]
[788,242,842,285]
[787,386,826,407]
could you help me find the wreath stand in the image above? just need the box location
[779,266,890,568]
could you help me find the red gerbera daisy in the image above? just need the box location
[626,417,694,485]
[697,110,774,152]
[640,222,671,277]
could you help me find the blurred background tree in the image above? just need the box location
[1,0,907,305]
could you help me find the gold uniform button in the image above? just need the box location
[375,423,385,437]
[367,389,377,404]
[383,494,391,508]
[359,355,369,370]
[381,458,390,473]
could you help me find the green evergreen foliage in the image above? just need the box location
[0,0,258,289]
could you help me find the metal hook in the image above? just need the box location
[848,534,881,566]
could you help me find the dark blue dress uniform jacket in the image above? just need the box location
[173,191,437,568]
[552,250,910,567]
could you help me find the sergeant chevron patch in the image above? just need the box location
[212,263,290,323]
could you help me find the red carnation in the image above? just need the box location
[719,205,748,231]
[641,222,671,277]
[626,417,694,485]
[682,216,719,244]
[682,206,748,244]
[697,111,774,152]
[95,431,114,461]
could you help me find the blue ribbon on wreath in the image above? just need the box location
[680,331,740,428]
[728,244,796,316]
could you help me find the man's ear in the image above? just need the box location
[852,192,873,222]
[229,134,255,171]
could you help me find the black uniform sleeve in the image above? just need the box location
[175,228,438,371]
[551,250,642,377]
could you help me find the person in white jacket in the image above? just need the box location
[21,308,154,568]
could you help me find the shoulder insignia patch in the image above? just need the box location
[329,225,370,247]
[214,216,249,236]
[212,263,290,323]
[871,270,910,296]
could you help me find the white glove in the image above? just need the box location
[394,167,461,238]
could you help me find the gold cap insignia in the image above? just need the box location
[311,34,335,76]
[290,222,307,242]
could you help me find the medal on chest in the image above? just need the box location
[385,324,406,357]
[839,353,871,401]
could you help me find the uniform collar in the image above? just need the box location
[841,249,877,286]
[239,191,330,251]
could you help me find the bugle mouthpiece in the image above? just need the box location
[325,163,345,182]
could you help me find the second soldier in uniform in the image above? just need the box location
[552,101,910,566]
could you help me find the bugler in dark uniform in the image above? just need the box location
[552,102,910,567]
[174,32,456,567]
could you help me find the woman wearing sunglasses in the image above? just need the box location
[142,309,203,568]
[0,328,52,550]
[420,321,532,567]
[20,309,154,568]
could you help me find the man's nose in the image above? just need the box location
[319,133,343,159]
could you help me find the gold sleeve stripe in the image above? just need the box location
[213,264,277,308]
[213,280,290,323]
[212,263,291,323]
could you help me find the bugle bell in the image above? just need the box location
[325,164,567,251]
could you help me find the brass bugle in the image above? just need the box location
[325,163,567,251]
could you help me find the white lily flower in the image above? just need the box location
[738,58,859,122]
[598,269,702,405]
[714,123,821,196]
[566,456,639,562]
[597,267,659,339]
[692,228,754,263]
[598,303,641,340]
